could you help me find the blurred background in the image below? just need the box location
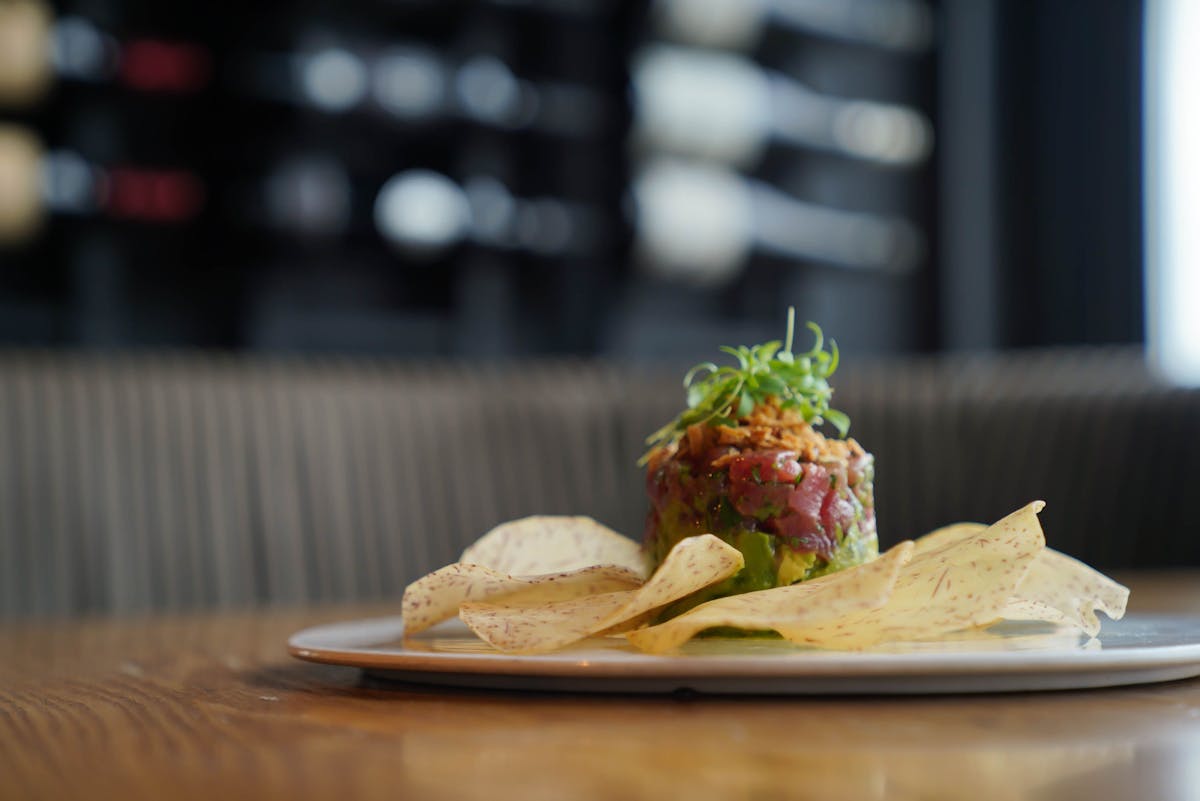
[0,0,1164,362]
[3,0,1199,617]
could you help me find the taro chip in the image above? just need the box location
[402,516,647,636]
[458,591,635,654]
[628,502,1048,652]
[910,513,1130,636]
[1002,548,1129,636]
[458,534,743,653]
[625,540,914,655]
[783,501,1047,648]
[401,562,645,636]
[405,502,1125,654]
[459,516,649,578]
[911,522,988,554]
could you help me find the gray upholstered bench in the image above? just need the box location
[2,347,1195,617]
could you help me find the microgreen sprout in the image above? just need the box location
[641,308,849,464]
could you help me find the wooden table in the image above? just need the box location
[4,571,1200,801]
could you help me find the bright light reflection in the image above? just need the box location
[1146,0,1200,385]
[302,48,367,113]
[374,170,470,253]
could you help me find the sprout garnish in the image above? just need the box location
[641,308,849,464]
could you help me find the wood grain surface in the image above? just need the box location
[3,571,1200,801]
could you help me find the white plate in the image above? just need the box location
[288,614,1200,695]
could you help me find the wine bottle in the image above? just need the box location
[0,124,205,245]
[632,44,931,167]
[652,0,933,54]
[0,3,211,107]
[632,159,922,284]
[239,42,607,138]
[367,164,920,280]
[372,169,604,257]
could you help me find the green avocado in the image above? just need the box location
[648,507,878,626]
[653,529,779,621]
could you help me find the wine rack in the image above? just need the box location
[0,0,936,357]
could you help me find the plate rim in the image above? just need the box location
[287,613,1200,681]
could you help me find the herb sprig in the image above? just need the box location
[640,308,849,464]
